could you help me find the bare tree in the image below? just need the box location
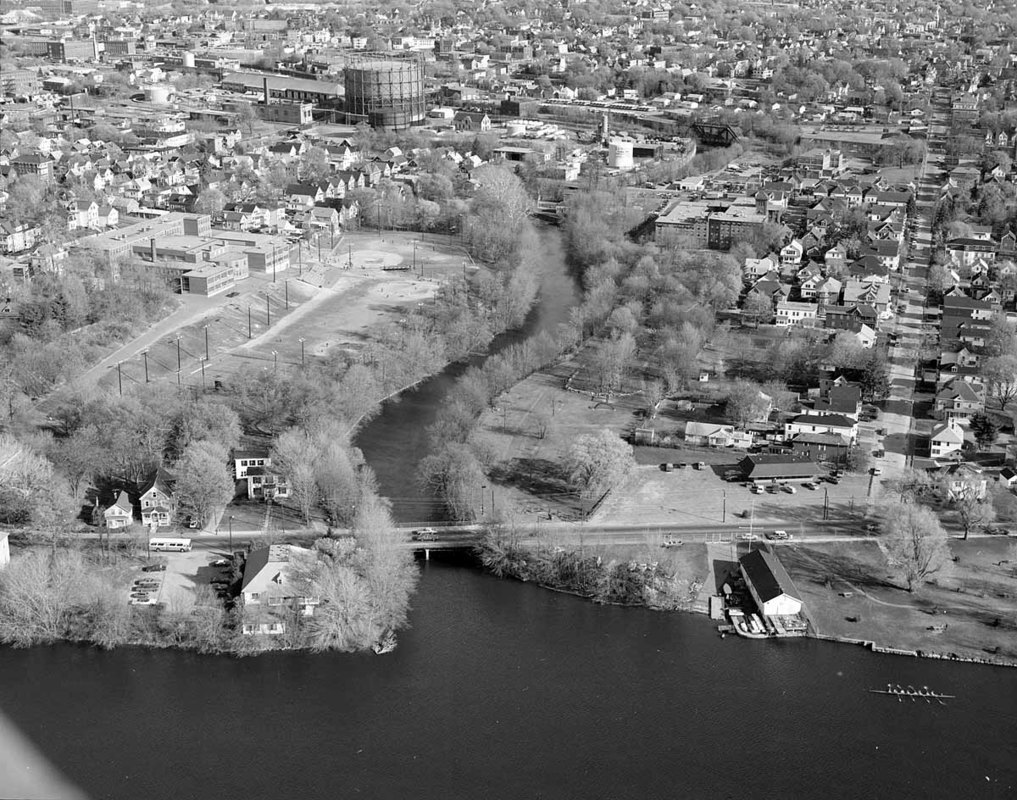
[983,354,1017,410]
[947,479,995,540]
[565,429,636,502]
[174,440,234,527]
[880,501,949,592]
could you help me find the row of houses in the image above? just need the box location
[101,448,287,530]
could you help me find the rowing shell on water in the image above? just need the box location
[869,684,955,704]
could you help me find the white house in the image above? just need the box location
[240,544,320,634]
[785,413,858,444]
[775,300,818,327]
[739,549,803,616]
[139,469,174,528]
[929,421,964,459]
[234,449,270,479]
[103,491,133,529]
[780,239,804,268]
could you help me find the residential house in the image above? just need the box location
[788,432,850,462]
[235,449,270,479]
[939,462,987,500]
[683,422,753,449]
[800,274,841,304]
[998,467,1017,489]
[946,237,997,268]
[842,280,892,316]
[139,468,174,527]
[240,544,321,634]
[67,199,99,231]
[743,255,779,280]
[775,300,819,327]
[780,239,804,268]
[934,380,983,424]
[300,206,340,233]
[824,243,847,272]
[784,413,858,445]
[0,220,40,255]
[929,421,964,459]
[103,491,133,529]
[814,384,861,419]
[246,465,290,501]
[739,548,804,616]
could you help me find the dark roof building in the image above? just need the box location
[739,548,803,616]
[738,454,821,482]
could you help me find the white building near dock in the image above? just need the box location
[739,549,803,616]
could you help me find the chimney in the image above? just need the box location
[263,76,269,105]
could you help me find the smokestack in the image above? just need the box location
[263,76,269,105]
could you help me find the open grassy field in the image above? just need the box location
[781,537,1017,665]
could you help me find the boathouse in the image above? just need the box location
[739,548,803,616]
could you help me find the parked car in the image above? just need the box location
[210,558,230,567]
[826,476,841,485]
[802,482,817,490]
[739,532,758,541]
[871,466,883,475]
[413,528,438,541]
[767,530,789,540]
[751,485,764,494]
[141,564,166,572]
[782,484,796,494]
[695,461,706,470]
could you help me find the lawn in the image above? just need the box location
[781,537,1017,665]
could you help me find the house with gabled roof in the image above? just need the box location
[240,544,320,634]
[785,413,857,444]
[139,467,174,528]
[929,421,964,460]
[939,462,987,501]
[103,491,134,530]
[739,548,803,616]
[934,379,983,424]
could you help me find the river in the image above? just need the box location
[354,225,581,521]
[1,556,1015,799]
[1,226,1016,799]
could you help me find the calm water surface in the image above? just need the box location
[1,556,1015,800]
[2,228,1016,799]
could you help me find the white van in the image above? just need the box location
[149,537,192,552]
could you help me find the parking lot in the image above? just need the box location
[127,548,237,612]
[595,460,875,530]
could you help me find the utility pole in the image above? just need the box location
[176,337,182,372]
[285,279,289,310]
[266,294,271,327]
[248,306,252,339]
[299,337,305,365]
[200,357,206,390]
[272,245,277,283]
[204,325,209,361]
[117,361,123,396]
[722,490,726,523]
[142,350,149,383]
[273,350,278,373]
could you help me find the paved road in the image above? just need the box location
[869,90,950,495]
